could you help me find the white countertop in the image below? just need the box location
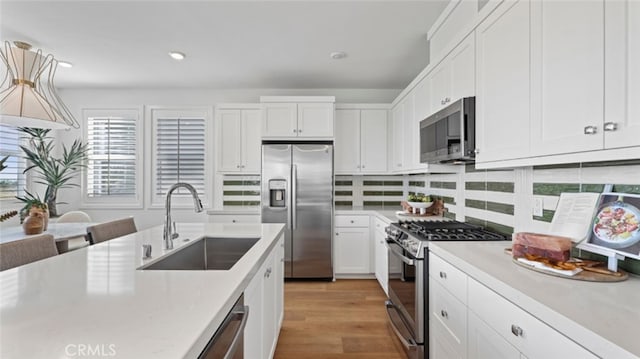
[334,207,446,223]
[0,222,95,244]
[429,241,640,359]
[0,222,285,359]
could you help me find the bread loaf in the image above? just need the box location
[512,232,572,262]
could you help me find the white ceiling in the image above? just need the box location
[0,1,448,89]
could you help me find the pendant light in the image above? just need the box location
[0,41,79,129]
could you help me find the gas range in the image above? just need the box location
[385,220,509,258]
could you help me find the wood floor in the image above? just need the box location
[273,279,407,359]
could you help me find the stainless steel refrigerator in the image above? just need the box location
[261,142,333,279]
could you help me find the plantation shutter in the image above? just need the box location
[155,116,206,197]
[86,116,137,197]
[0,125,26,199]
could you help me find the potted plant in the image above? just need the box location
[16,189,49,230]
[18,127,88,217]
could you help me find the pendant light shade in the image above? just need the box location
[0,41,79,129]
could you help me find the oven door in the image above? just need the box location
[385,239,424,358]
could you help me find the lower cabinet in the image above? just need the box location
[244,235,284,359]
[334,215,371,275]
[429,252,598,359]
[372,217,389,294]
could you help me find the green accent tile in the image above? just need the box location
[363,180,383,186]
[620,258,640,275]
[382,201,401,206]
[485,221,514,235]
[613,184,640,194]
[465,216,486,227]
[408,191,416,196]
[533,163,580,170]
[581,184,605,193]
[363,201,382,206]
[444,212,456,220]
[243,201,261,206]
[486,201,514,215]
[244,180,260,186]
[363,191,383,196]
[441,196,456,205]
[223,201,244,206]
[384,181,403,186]
[430,181,442,188]
[335,180,353,186]
[441,181,457,190]
[335,201,353,206]
[532,183,580,196]
[533,209,555,223]
[465,163,484,173]
[335,191,353,196]
[409,181,426,187]
[223,190,244,196]
[383,191,403,196]
[245,190,260,196]
[572,249,640,276]
[582,159,640,167]
[223,180,243,186]
[487,182,514,193]
[466,199,486,210]
[465,181,486,191]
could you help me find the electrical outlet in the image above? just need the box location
[533,197,544,217]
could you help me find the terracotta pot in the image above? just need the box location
[23,212,44,235]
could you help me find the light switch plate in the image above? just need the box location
[533,197,544,217]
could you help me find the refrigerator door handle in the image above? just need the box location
[292,164,298,230]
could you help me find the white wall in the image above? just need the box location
[55,87,399,229]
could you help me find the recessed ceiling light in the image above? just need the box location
[57,61,73,68]
[169,51,186,61]
[330,51,347,60]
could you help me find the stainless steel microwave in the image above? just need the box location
[419,97,476,164]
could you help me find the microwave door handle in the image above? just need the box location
[384,240,415,265]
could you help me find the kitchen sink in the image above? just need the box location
[140,237,259,270]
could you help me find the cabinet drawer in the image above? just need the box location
[468,278,597,359]
[335,215,369,227]
[430,280,467,357]
[373,217,389,233]
[429,253,468,304]
[208,214,261,224]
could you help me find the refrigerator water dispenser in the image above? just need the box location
[268,179,287,207]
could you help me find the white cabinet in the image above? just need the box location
[217,108,261,173]
[430,34,476,114]
[208,213,260,224]
[468,311,520,359]
[529,0,605,156]
[261,99,334,138]
[414,75,432,122]
[372,217,389,295]
[391,103,404,172]
[335,108,388,174]
[244,235,284,359]
[334,215,371,275]
[475,0,531,163]
[604,0,640,149]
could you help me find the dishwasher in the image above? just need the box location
[198,294,249,359]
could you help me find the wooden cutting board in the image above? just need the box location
[511,257,628,282]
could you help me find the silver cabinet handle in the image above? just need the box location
[361,165,365,169]
[298,128,303,133]
[439,271,447,279]
[511,324,523,337]
[232,219,237,223]
[292,164,298,230]
[356,165,361,169]
[236,165,240,168]
[350,220,354,223]
[293,128,297,133]
[445,97,451,103]
[604,122,618,132]
[474,148,480,155]
[440,310,448,319]
[584,125,597,135]
[335,232,339,236]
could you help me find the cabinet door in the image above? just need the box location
[334,227,370,274]
[244,265,263,359]
[262,250,277,359]
[335,109,361,174]
[297,103,334,137]
[217,109,242,172]
[262,103,297,137]
[431,60,452,112]
[275,236,285,327]
[414,75,432,121]
[604,0,640,149]
[373,228,388,294]
[360,109,388,173]
[241,109,262,173]
[450,33,475,101]
[468,312,520,359]
[475,0,531,162]
[403,93,418,171]
[530,0,604,155]
[391,104,404,171]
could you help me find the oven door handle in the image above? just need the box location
[385,300,418,349]
[385,240,415,265]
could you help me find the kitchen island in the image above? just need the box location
[429,241,640,359]
[0,222,285,359]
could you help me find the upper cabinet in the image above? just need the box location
[430,34,476,114]
[604,0,640,150]
[391,103,404,172]
[475,0,531,163]
[217,106,261,173]
[261,96,335,138]
[335,107,388,174]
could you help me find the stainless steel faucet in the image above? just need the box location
[164,182,204,249]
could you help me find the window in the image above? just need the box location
[0,125,26,200]
[82,109,142,207]
[149,108,210,207]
